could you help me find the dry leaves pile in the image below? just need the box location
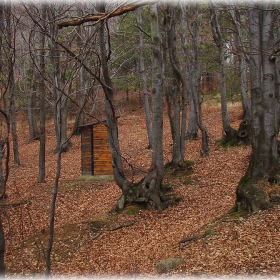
[2,98,280,278]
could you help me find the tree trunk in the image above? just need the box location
[190,4,209,156]
[136,8,153,149]
[236,4,279,212]
[6,3,20,167]
[228,8,251,121]
[180,4,209,155]
[165,5,186,165]
[27,67,39,141]
[210,5,237,144]
[72,7,88,136]
[147,3,165,211]
[181,7,198,142]
[185,97,198,140]
[48,7,71,153]
[38,4,46,183]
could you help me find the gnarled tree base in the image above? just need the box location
[115,163,192,213]
[235,175,274,212]
[115,171,169,214]
[219,120,251,147]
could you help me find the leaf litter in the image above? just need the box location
[2,98,280,278]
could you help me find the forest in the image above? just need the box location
[0,0,279,278]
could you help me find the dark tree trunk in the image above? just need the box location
[6,4,20,167]
[48,7,71,154]
[235,4,279,212]
[38,4,46,183]
[72,8,88,136]
[210,5,237,144]
[27,83,39,141]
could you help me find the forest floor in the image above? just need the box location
[3,95,280,278]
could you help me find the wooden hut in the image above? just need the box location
[79,121,113,176]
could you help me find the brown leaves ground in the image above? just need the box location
[2,99,280,278]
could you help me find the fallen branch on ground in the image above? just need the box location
[178,233,206,244]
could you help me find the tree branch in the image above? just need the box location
[58,2,153,29]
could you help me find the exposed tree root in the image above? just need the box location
[90,221,136,241]
[178,208,254,250]
[107,221,135,231]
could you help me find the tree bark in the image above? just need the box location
[6,3,20,167]
[236,3,279,212]
[72,6,89,136]
[38,4,46,183]
[180,4,209,155]
[136,8,153,149]
[26,66,39,141]
[165,5,186,165]
[48,6,71,153]
[189,4,209,156]
[229,8,251,121]
[210,5,237,144]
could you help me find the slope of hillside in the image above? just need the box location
[3,99,280,278]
